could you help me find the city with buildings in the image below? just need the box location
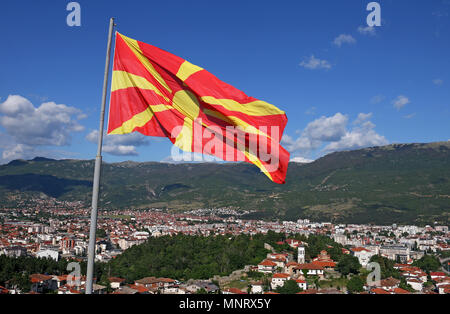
[0,198,449,295]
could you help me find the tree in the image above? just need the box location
[262,276,270,292]
[247,271,264,279]
[347,276,364,294]
[399,277,415,292]
[423,281,433,288]
[10,273,31,293]
[96,229,107,238]
[412,255,441,273]
[105,281,113,294]
[99,273,113,293]
[302,269,308,278]
[369,255,400,279]
[106,233,271,281]
[336,255,361,276]
[275,280,301,294]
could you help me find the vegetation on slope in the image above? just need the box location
[0,142,449,225]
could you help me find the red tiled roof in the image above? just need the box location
[135,277,158,285]
[56,275,68,281]
[393,288,411,294]
[297,289,318,294]
[395,265,421,272]
[311,261,336,268]
[30,274,52,283]
[109,277,126,283]
[259,259,277,267]
[430,272,446,277]
[127,284,149,293]
[394,263,410,268]
[351,247,371,252]
[406,278,422,283]
[379,277,400,287]
[224,287,247,294]
[433,277,448,284]
[68,288,82,294]
[272,273,290,279]
[295,263,324,270]
[158,278,176,283]
[371,288,390,294]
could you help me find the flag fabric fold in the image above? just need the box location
[108,32,290,184]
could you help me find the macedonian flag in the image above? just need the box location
[108,33,290,184]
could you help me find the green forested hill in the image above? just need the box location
[106,233,273,281]
[0,142,449,225]
[103,232,342,282]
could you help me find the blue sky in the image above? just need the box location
[0,0,449,164]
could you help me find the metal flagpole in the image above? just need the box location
[86,17,115,295]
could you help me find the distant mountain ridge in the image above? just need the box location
[0,141,449,225]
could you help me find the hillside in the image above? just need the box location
[0,142,449,225]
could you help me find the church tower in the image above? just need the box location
[298,246,305,264]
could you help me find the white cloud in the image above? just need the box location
[290,156,314,164]
[0,133,77,163]
[357,26,376,36]
[433,79,444,86]
[282,112,388,156]
[282,113,348,153]
[299,55,332,70]
[354,112,373,125]
[370,95,385,104]
[281,133,319,153]
[0,95,85,163]
[392,95,410,110]
[303,113,348,142]
[0,95,34,116]
[305,106,317,115]
[0,95,84,146]
[324,114,388,152]
[106,145,138,156]
[77,113,88,120]
[323,129,387,152]
[86,130,150,156]
[403,113,416,119]
[161,152,223,164]
[1,144,35,161]
[333,34,356,47]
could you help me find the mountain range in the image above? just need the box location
[0,142,449,225]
